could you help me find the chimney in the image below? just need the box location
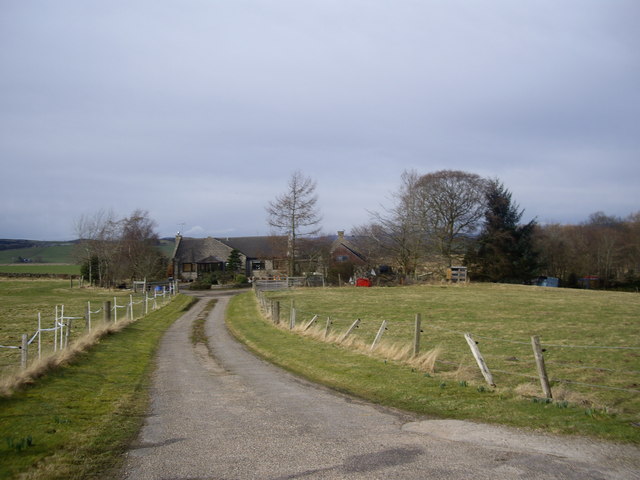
[337,230,345,240]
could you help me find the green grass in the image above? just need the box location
[226,287,640,444]
[0,294,195,480]
[0,264,81,275]
[0,245,76,264]
[0,280,161,377]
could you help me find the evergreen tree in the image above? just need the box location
[469,180,539,282]
[226,248,243,273]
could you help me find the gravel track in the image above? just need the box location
[120,290,640,479]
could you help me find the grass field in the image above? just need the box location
[0,294,195,480]
[0,264,81,275]
[226,284,640,443]
[0,280,163,377]
[0,244,76,264]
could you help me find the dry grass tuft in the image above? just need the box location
[0,319,134,397]
[409,347,443,373]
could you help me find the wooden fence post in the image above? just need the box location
[324,317,332,339]
[340,319,361,342]
[464,333,495,387]
[104,301,112,323]
[60,305,65,349]
[37,312,42,360]
[86,302,91,331]
[272,301,280,324]
[289,300,296,330]
[303,315,318,331]
[54,307,58,352]
[413,313,422,357]
[531,335,552,398]
[21,334,28,369]
[65,318,72,348]
[370,320,388,351]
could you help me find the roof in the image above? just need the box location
[172,235,287,262]
[172,237,234,263]
[217,236,287,258]
[330,233,366,262]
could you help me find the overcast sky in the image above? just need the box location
[1,1,638,240]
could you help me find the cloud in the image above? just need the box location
[0,1,638,240]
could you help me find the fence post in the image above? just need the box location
[370,320,388,351]
[54,308,58,352]
[60,305,65,349]
[340,319,361,342]
[104,301,112,323]
[324,317,332,338]
[464,333,495,387]
[86,301,91,331]
[303,315,318,331]
[289,300,296,330]
[413,313,422,357]
[38,312,42,360]
[531,335,553,399]
[21,334,28,369]
[272,301,280,324]
[65,318,72,348]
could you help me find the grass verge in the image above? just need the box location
[226,291,640,444]
[0,294,196,480]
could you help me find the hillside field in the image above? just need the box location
[0,238,175,275]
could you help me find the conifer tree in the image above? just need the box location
[469,180,539,282]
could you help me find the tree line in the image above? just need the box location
[267,170,639,289]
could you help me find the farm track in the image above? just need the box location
[121,290,640,480]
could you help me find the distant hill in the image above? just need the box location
[0,240,77,264]
[0,238,175,264]
[0,239,77,251]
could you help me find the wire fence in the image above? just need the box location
[0,283,178,377]
[254,289,640,412]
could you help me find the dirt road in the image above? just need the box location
[121,291,639,479]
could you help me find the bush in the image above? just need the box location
[234,274,248,285]
[189,273,213,290]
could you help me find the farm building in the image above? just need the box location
[330,231,367,266]
[171,231,368,282]
[170,235,288,281]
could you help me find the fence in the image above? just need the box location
[0,285,177,376]
[253,289,640,410]
[253,277,312,291]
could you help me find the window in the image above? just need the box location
[182,263,194,272]
[251,260,265,270]
[335,255,349,263]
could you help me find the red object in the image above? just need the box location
[356,278,371,287]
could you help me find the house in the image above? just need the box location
[171,231,368,283]
[171,234,288,281]
[329,231,367,266]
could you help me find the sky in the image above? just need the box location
[1,1,639,240]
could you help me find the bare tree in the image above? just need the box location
[364,169,486,278]
[115,209,166,282]
[73,209,118,286]
[75,209,165,286]
[416,170,487,266]
[367,170,426,277]
[266,171,322,276]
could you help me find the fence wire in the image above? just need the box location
[254,290,640,402]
